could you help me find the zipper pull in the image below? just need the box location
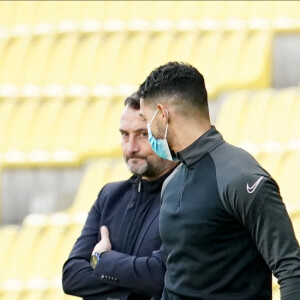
[138,181,141,193]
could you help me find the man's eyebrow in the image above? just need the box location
[119,128,147,133]
[134,128,147,133]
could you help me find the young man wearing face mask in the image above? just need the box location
[63,92,178,300]
[138,62,300,300]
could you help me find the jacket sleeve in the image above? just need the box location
[62,187,131,299]
[94,245,168,298]
[229,178,300,300]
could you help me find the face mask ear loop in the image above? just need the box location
[149,109,159,127]
[164,109,169,140]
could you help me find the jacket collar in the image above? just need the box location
[177,126,224,168]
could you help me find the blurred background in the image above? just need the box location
[0,1,299,299]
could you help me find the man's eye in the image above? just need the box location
[141,132,148,137]
[121,132,128,137]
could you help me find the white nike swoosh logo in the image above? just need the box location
[246,176,264,194]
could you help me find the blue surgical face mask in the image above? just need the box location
[147,109,174,161]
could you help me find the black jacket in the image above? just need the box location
[160,127,300,300]
[63,170,173,300]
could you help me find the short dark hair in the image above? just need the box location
[137,62,208,114]
[124,91,140,110]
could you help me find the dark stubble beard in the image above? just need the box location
[126,156,169,179]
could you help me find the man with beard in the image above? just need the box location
[138,62,300,300]
[63,92,177,300]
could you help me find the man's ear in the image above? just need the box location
[157,104,169,125]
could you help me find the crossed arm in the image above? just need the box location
[62,201,167,299]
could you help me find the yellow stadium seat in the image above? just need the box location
[101,0,131,21]
[51,216,86,275]
[247,1,275,20]
[26,97,64,165]
[212,31,248,93]
[42,34,78,86]
[188,31,223,97]
[262,88,297,147]
[3,98,40,165]
[215,91,250,145]
[0,39,9,71]
[167,31,198,65]
[221,1,253,20]
[255,152,284,183]
[0,1,15,28]
[27,220,69,279]
[287,91,300,148]
[90,32,127,86]
[4,214,47,281]
[0,290,23,300]
[77,97,113,160]
[0,98,18,158]
[43,288,66,300]
[237,31,272,89]
[32,1,60,25]
[22,35,55,86]
[51,97,88,165]
[55,1,82,24]
[125,1,156,21]
[67,159,114,213]
[114,32,149,86]
[66,33,103,87]
[77,98,123,160]
[175,1,224,21]
[237,89,273,148]
[277,152,300,214]
[101,98,124,157]
[129,1,176,21]
[274,1,300,20]
[20,289,46,300]
[0,36,32,86]
[173,1,201,20]
[80,0,108,22]
[291,212,300,242]
[10,1,37,26]
[138,32,174,85]
[0,225,20,281]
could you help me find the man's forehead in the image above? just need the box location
[120,109,146,129]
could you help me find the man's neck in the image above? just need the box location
[170,118,211,153]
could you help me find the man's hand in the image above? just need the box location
[92,226,112,255]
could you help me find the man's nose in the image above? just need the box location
[127,137,139,154]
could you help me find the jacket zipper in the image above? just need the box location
[138,181,141,193]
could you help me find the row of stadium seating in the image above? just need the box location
[0,30,272,98]
[216,88,300,152]
[0,1,300,29]
[0,96,124,167]
[1,87,299,167]
[0,155,299,300]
